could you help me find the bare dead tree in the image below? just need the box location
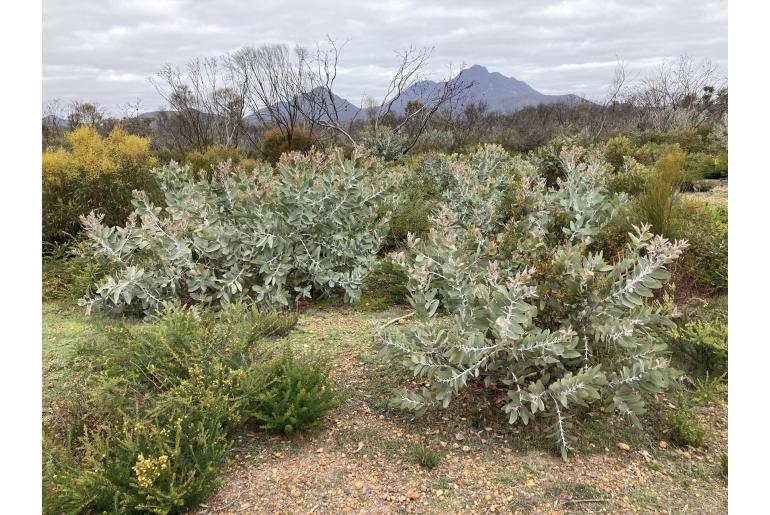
[594,57,628,141]
[304,43,471,153]
[371,46,434,131]
[304,37,359,144]
[152,64,213,151]
[228,44,317,147]
[118,98,152,137]
[629,55,725,131]
[151,57,250,152]
[42,98,66,149]
[393,63,472,153]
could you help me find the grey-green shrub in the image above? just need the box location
[361,127,407,162]
[378,146,686,458]
[79,149,396,314]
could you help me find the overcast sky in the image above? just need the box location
[43,0,727,114]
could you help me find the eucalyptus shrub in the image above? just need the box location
[377,146,687,457]
[441,144,521,234]
[360,127,407,162]
[80,149,396,314]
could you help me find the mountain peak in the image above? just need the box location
[390,64,583,114]
[466,64,489,74]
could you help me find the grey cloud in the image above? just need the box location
[43,0,727,113]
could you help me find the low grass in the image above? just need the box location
[411,442,441,469]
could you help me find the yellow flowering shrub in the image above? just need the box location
[42,125,159,243]
[133,453,169,489]
[42,305,336,514]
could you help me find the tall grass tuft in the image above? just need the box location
[637,151,686,236]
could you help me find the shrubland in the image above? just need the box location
[43,304,335,514]
[42,121,726,513]
[42,52,728,509]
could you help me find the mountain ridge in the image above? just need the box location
[42,65,585,125]
[388,64,583,115]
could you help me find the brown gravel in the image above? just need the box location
[195,308,728,514]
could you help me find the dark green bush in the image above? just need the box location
[631,141,682,168]
[607,157,650,195]
[184,145,259,178]
[43,304,334,514]
[670,318,728,380]
[603,135,635,171]
[528,136,577,186]
[669,200,728,292]
[665,126,709,154]
[384,153,452,247]
[386,194,437,247]
[587,201,644,263]
[668,408,708,447]
[252,347,337,434]
[45,409,230,514]
[43,240,116,301]
[361,258,410,309]
[699,152,728,179]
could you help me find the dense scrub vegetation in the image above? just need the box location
[77,149,396,313]
[378,146,687,457]
[42,102,727,510]
[43,304,335,514]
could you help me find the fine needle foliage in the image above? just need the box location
[78,149,396,314]
[43,304,335,514]
[377,146,687,458]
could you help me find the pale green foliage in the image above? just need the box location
[609,156,650,195]
[410,129,455,153]
[441,144,523,234]
[361,127,407,162]
[552,147,627,243]
[638,151,686,237]
[79,149,396,314]
[378,146,687,458]
[710,113,728,152]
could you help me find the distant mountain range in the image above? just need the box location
[260,65,584,120]
[43,65,585,127]
[443,64,583,112]
[246,87,362,125]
